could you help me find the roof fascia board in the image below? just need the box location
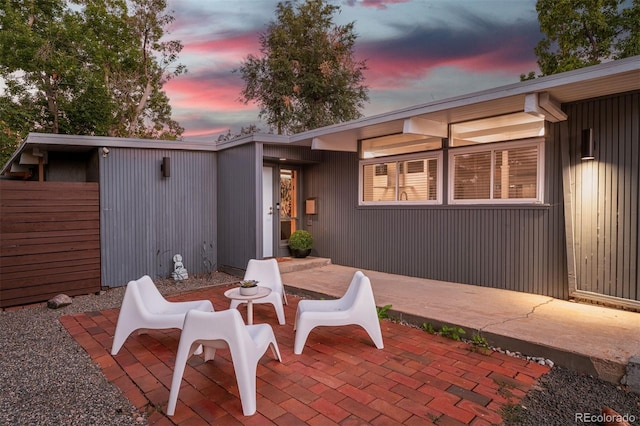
[214,133,290,150]
[25,132,218,152]
[0,138,29,175]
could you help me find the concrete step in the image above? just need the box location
[276,256,331,274]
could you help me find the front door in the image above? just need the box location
[262,166,274,257]
[279,168,300,248]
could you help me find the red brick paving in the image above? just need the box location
[60,284,549,425]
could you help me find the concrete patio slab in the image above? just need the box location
[279,259,640,386]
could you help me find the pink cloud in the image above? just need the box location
[183,32,260,57]
[165,76,249,112]
[346,0,411,9]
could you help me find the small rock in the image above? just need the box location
[545,359,554,368]
[47,294,72,309]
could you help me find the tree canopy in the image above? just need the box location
[237,0,369,135]
[0,0,185,166]
[529,0,639,77]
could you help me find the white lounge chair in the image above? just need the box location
[293,271,384,354]
[110,275,214,355]
[230,258,287,325]
[166,309,282,416]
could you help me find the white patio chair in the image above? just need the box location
[293,270,384,355]
[110,275,214,355]
[230,258,287,325]
[166,309,282,416]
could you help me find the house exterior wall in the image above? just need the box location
[302,131,570,299]
[263,144,323,163]
[46,151,99,182]
[100,148,217,287]
[217,142,260,275]
[565,90,639,304]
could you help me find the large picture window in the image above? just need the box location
[449,138,544,204]
[360,153,442,204]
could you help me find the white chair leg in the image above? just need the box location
[272,301,286,325]
[363,322,384,349]
[111,324,136,355]
[166,340,195,416]
[293,323,314,355]
[232,359,258,415]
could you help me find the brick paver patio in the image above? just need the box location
[60,284,550,425]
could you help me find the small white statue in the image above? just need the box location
[171,254,188,281]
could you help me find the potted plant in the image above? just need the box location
[288,229,313,258]
[239,279,259,296]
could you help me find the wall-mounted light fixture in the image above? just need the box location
[161,157,171,177]
[581,128,595,160]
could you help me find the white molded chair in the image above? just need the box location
[230,258,287,325]
[111,275,214,355]
[166,309,282,416]
[293,271,384,355]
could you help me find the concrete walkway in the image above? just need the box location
[278,257,640,386]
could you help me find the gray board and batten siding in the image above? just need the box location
[216,142,323,275]
[564,91,639,306]
[99,147,217,287]
[216,142,259,275]
[302,147,570,300]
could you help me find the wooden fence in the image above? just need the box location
[0,181,101,308]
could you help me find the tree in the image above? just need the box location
[531,0,640,77]
[216,124,265,142]
[0,0,185,160]
[237,0,369,135]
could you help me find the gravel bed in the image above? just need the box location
[1,272,638,425]
[0,273,237,426]
[504,366,640,425]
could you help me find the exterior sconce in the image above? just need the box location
[161,157,171,177]
[581,128,595,160]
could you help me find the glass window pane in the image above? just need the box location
[494,146,538,199]
[398,159,436,201]
[427,158,438,201]
[362,162,396,201]
[450,113,544,147]
[361,154,440,204]
[453,151,491,200]
[362,134,442,158]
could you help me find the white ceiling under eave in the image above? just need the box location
[290,56,639,152]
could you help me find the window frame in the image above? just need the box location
[359,151,443,206]
[447,137,545,205]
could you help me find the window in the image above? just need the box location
[361,133,442,159]
[450,112,544,147]
[360,153,442,204]
[449,139,544,204]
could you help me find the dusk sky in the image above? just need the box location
[163,0,543,140]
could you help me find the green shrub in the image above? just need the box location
[288,230,313,250]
